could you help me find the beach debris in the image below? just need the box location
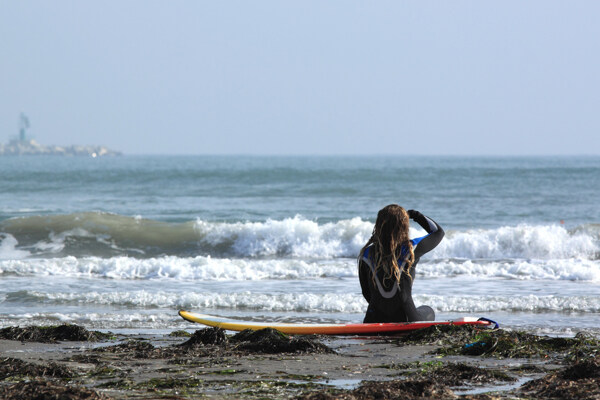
[168,329,192,337]
[520,355,600,399]
[0,357,74,379]
[461,337,499,356]
[355,379,456,400]
[398,323,482,346]
[179,327,228,348]
[297,362,515,399]
[2,326,597,400]
[84,327,333,360]
[231,328,334,354]
[561,355,600,380]
[398,324,600,360]
[177,327,334,354]
[138,376,204,389]
[0,379,109,400]
[420,362,515,386]
[297,378,456,400]
[93,339,156,359]
[0,324,110,343]
[471,330,600,360]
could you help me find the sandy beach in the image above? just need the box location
[1,323,598,399]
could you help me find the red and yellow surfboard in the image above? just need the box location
[178,310,497,335]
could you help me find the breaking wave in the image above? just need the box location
[0,212,598,261]
[7,289,600,314]
[1,255,598,281]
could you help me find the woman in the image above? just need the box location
[358,205,444,323]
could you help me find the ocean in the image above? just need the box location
[0,155,598,336]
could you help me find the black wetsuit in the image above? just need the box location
[359,210,444,323]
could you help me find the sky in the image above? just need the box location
[1,1,599,155]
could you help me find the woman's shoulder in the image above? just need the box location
[410,234,429,246]
[362,244,373,259]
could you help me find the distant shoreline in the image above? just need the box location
[0,139,121,157]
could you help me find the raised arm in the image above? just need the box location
[407,210,445,259]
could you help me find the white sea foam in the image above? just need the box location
[1,255,598,281]
[0,234,30,260]
[20,290,600,314]
[421,258,600,281]
[0,311,186,331]
[0,256,356,280]
[32,291,363,313]
[2,213,598,260]
[193,219,599,260]
[195,216,371,258]
[418,294,600,313]
[437,225,598,260]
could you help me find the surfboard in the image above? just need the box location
[178,310,498,335]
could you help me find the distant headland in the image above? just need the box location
[0,113,121,157]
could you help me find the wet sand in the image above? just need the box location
[0,324,598,399]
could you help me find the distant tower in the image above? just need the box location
[19,113,30,142]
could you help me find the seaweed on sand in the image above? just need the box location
[84,328,333,360]
[419,362,515,386]
[0,379,108,400]
[92,339,157,359]
[0,324,110,343]
[297,379,455,400]
[460,330,600,360]
[398,324,600,360]
[520,355,600,400]
[179,327,334,355]
[231,328,334,354]
[0,357,74,380]
[88,329,230,360]
[397,323,483,346]
[298,362,515,400]
[354,379,455,400]
[178,327,228,348]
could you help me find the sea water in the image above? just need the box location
[0,155,598,336]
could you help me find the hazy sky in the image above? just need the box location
[1,1,599,155]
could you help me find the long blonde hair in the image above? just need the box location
[359,204,415,283]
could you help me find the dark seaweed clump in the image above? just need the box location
[423,362,515,386]
[168,329,192,337]
[355,379,455,400]
[561,355,600,380]
[298,379,455,400]
[177,327,333,355]
[398,324,600,360]
[398,323,482,346]
[299,362,515,400]
[0,324,110,343]
[87,328,333,359]
[0,379,108,400]
[0,357,74,379]
[91,331,222,360]
[92,339,157,360]
[231,328,334,354]
[178,326,228,348]
[96,339,155,353]
[520,355,600,400]
[461,330,600,360]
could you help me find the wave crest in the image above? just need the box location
[11,290,600,314]
[1,256,598,281]
[1,212,598,260]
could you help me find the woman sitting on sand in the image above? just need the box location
[358,205,444,323]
